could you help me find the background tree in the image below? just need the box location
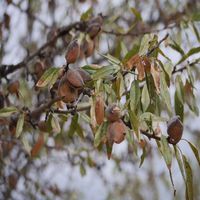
[0,0,200,199]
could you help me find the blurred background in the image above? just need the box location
[0,0,200,200]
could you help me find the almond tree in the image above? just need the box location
[0,0,200,199]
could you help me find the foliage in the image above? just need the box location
[0,0,200,199]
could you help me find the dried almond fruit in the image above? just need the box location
[7,80,20,95]
[106,104,121,122]
[167,116,183,145]
[58,77,78,103]
[107,119,126,144]
[66,69,84,88]
[65,40,80,64]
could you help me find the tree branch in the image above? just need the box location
[0,21,86,79]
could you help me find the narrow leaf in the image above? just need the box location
[16,113,24,138]
[183,155,193,200]
[141,83,150,111]
[36,67,60,88]
[0,107,18,117]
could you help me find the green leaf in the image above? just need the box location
[80,164,86,176]
[92,65,120,80]
[16,113,24,138]
[174,91,184,122]
[76,123,85,139]
[82,64,102,74]
[174,76,184,121]
[130,80,140,112]
[68,114,79,137]
[174,146,186,183]
[177,46,200,65]
[169,40,185,55]
[0,107,18,117]
[36,67,60,88]
[115,72,125,99]
[139,34,152,55]
[80,7,93,21]
[98,53,121,65]
[159,136,172,169]
[191,23,200,42]
[140,112,167,122]
[185,140,200,167]
[123,44,140,62]
[51,115,61,134]
[139,147,146,167]
[182,155,193,200]
[130,7,142,21]
[184,80,199,116]
[192,12,200,21]
[141,83,150,111]
[128,109,140,139]
[160,72,172,116]
[94,122,108,147]
[126,130,138,156]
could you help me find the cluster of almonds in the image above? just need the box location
[58,67,91,103]
[94,97,127,145]
[58,14,104,103]
[106,104,127,144]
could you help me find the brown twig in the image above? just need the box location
[0,21,86,79]
[147,33,169,57]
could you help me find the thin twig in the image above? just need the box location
[147,33,169,57]
[102,24,177,37]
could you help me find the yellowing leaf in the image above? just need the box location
[31,134,44,157]
[0,107,18,117]
[36,67,60,88]
[125,54,141,70]
[95,94,105,125]
[51,115,61,134]
[16,113,24,138]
